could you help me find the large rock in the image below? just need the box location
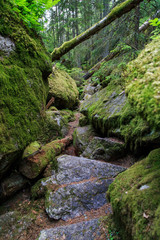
[37,155,125,219]
[80,86,160,154]
[50,155,126,185]
[0,2,52,178]
[0,173,28,200]
[46,109,74,137]
[73,126,96,154]
[38,218,101,240]
[80,89,127,133]
[48,67,79,109]
[73,126,126,161]
[82,137,126,161]
[45,177,112,220]
[0,211,33,239]
[107,148,160,240]
[31,154,125,199]
[125,38,160,129]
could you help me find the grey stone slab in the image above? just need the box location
[45,178,112,220]
[38,218,101,240]
[51,155,126,185]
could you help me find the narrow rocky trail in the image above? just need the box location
[0,109,128,240]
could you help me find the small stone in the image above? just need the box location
[139,185,150,190]
[0,35,15,55]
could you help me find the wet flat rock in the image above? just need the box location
[44,155,126,185]
[46,178,112,220]
[41,155,126,220]
[38,218,101,240]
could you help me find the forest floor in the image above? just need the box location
[0,112,133,240]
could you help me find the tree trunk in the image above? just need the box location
[51,0,144,61]
[83,13,157,81]
[139,10,160,32]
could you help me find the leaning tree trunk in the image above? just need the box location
[51,0,144,61]
[83,10,160,81]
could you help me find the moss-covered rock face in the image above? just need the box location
[0,2,52,178]
[125,39,160,129]
[80,39,160,153]
[107,148,160,240]
[48,67,79,109]
[46,109,74,138]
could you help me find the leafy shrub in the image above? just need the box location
[149,18,160,39]
[11,0,60,31]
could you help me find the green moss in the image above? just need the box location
[108,148,160,240]
[0,2,52,158]
[49,106,58,111]
[80,39,160,152]
[22,141,40,158]
[48,67,79,109]
[125,39,160,130]
[31,178,46,199]
[79,114,88,127]
[51,38,77,61]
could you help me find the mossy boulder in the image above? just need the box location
[82,137,126,161]
[107,148,160,240]
[69,67,84,87]
[48,67,79,109]
[73,126,96,155]
[80,40,160,153]
[79,113,88,127]
[125,38,160,129]
[46,109,74,137]
[0,2,52,178]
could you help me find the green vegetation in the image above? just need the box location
[80,38,160,152]
[11,0,60,31]
[0,2,52,157]
[48,67,79,109]
[108,148,160,240]
[125,38,160,129]
[149,18,160,39]
[22,141,41,158]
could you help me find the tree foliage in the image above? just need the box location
[42,0,160,68]
[11,0,60,30]
[149,17,160,39]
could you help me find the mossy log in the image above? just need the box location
[51,0,144,61]
[19,136,72,179]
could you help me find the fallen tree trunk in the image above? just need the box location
[51,0,144,61]
[83,10,160,80]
